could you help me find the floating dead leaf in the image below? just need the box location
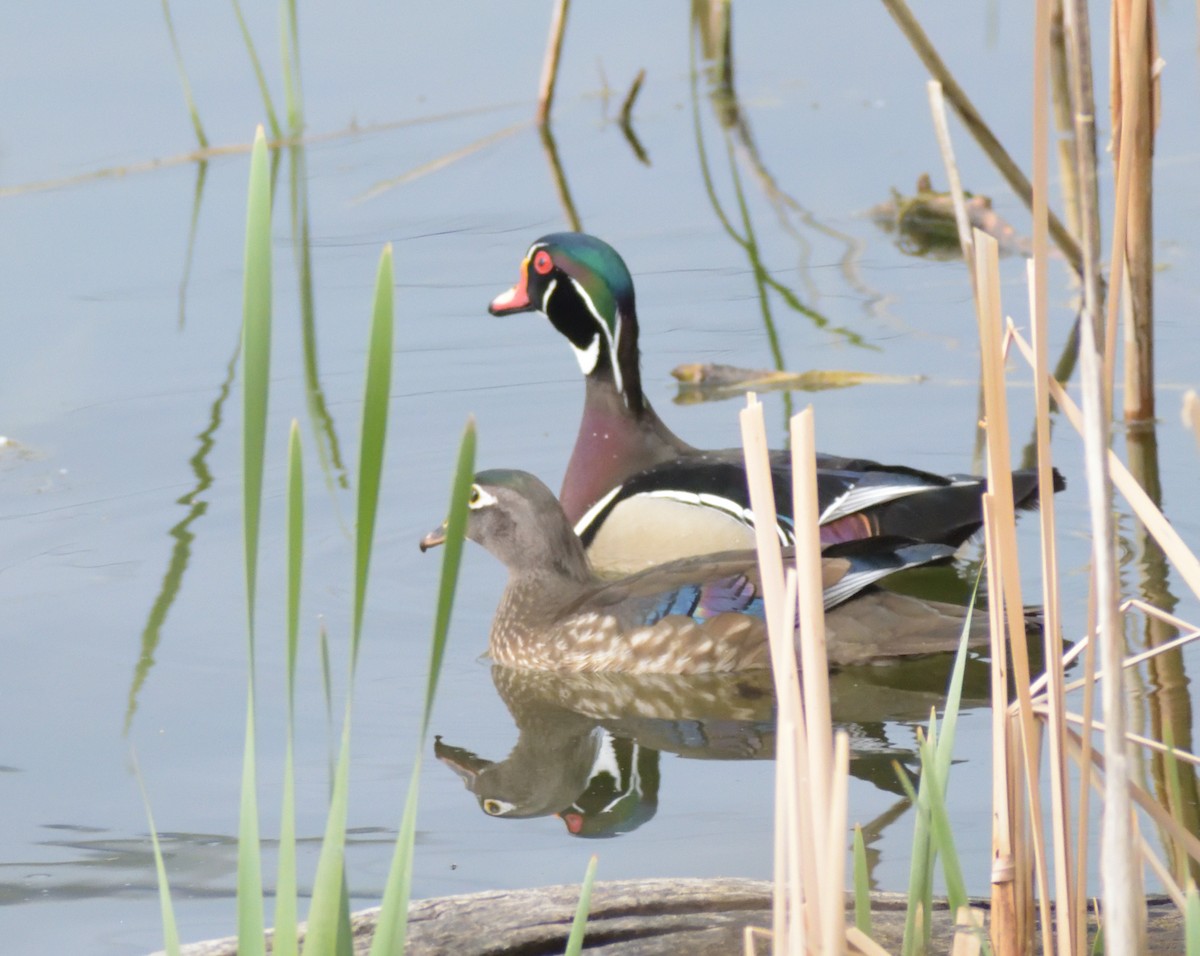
[671,363,923,404]
[869,173,1029,260]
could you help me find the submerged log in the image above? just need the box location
[164,877,1184,955]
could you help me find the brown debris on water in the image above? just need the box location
[671,362,923,404]
[870,173,1031,260]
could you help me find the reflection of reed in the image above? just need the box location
[126,343,238,732]
[128,141,348,729]
[176,162,208,328]
[691,2,888,324]
[1126,421,1200,885]
[537,123,582,232]
[289,143,349,490]
[688,9,874,426]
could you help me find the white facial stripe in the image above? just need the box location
[568,277,624,395]
[573,484,624,536]
[469,485,498,510]
[540,277,557,313]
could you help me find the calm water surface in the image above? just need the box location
[3,3,1200,953]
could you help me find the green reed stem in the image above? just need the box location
[370,417,477,956]
[564,855,599,956]
[242,126,272,666]
[899,579,986,956]
[301,704,353,954]
[135,753,182,956]
[852,825,872,937]
[273,421,304,956]
[237,126,272,956]
[350,245,394,672]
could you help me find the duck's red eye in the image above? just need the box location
[532,250,554,275]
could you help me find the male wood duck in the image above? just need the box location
[489,232,1063,573]
[420,469,986,674]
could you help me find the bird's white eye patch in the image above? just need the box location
[468,485,498,510]
[483,798,516,816]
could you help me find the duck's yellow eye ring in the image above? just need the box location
[467,485,497,510]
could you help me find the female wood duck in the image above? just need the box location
[434,667,775,831]
[489,232,1063,573]
[420,469,985,674]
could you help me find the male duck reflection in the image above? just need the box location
[420,469,985,674]
[489,232,1063,573]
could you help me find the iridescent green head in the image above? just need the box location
[489,233,641,397]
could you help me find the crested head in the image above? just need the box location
[463,469,592,582]
[489,233,644,405]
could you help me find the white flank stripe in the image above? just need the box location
[819,484,925,523]
[573,484,625,537]
[642,489,791,544]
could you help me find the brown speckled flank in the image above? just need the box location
[422,470,989,675]
[490,582,771,673]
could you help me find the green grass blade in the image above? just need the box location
[933,571,983,789]
[133,754,182,956]
[351,245,394,671]
[896,751,934,956]
[286,420,304,700]
[301,705,353,956]
[230,0,282,140]
[237,686,266,956]
[160,0,208,148]
[1186,882,1200,956]
[918,735,970,917]
[421,417,476,739]
[564,855,599,956]
[237,125,271,956]
[368,756,423,956]
[242,125,273,669]
[899,579,980,956]
[319,623,333,729]
[274,738,299,956]
[273,421,304,956]
[370,420,478,956]
[852,824,872,937]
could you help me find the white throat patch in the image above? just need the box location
[568,277,624,395]
[572,336,601,375]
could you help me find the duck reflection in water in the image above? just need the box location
[435,659,994,841]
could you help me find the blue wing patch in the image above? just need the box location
[639,573,765,626]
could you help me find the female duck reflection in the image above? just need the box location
[432,663,990,838]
